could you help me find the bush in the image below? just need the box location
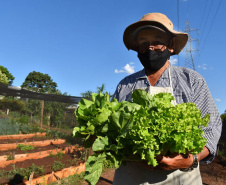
[18,115,30,124]
[0,118,20,135]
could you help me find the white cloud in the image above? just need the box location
[114,69,124,73]
[124,64,135,74]
[169,57,178,65]
[115,63,135,74]
[197,63,208,70]
[215,98,221,102]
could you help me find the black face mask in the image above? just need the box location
[138,49,171,71]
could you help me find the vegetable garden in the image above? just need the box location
[0,129,87,185]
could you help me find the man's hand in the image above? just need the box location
[135,153,193,171]
[157,153,193,170]
[135,147,210,171]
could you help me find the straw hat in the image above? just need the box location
[123,13,188,55]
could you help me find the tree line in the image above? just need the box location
[0,66,74,128]
[0,65,112,129]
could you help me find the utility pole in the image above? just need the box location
[182,20,200,70]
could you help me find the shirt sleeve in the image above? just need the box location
[112,83,122,101]
[191,76,222,164]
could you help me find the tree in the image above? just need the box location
[80,84,113,100]
[0,97,24,114]
[97,84,112,97]
[0,66,15,85]
[21,71,58,128]
[221,111,226,123]
[21,71,57,93]
[97,84,106,94]
[80,90,93,100]
[0,70,9,84]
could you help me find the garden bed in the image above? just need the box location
[0,143,70,156]
[0,149,85,184]
[0,139,66,151]
[0,133,87,185]
[0,133,46,140]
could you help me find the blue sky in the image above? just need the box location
[0,0,225,114]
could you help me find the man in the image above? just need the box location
[112,13,222,185]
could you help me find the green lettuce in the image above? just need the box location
[73,90,209,185]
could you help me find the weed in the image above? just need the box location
[48,172,86,185]
[3,163,44,180]
[51,161,65,172]
[6,153,15,161]
[67,158,78,166]
[48,151,64,160]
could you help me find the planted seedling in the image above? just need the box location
[16,144,34,151]
[51,161,65,172]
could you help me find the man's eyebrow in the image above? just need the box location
[139,37,147,41]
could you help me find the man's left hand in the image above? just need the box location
[157,153,194,170]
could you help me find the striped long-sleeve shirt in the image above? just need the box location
[113,65,222,164]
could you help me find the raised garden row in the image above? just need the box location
[0,132,87,185]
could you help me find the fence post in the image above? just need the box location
[40,100,44,128]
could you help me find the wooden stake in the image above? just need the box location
[28,172,34,185]
[40,100,44,128]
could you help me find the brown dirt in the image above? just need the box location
[200,157,226,185]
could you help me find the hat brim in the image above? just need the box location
[123,20,188,55]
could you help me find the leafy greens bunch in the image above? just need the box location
[73,89,209,185]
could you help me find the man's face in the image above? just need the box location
[136,28,173,54]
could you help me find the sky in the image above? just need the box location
[0,0,225,114]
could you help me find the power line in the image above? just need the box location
[200,0,213,42]
[201,0,222,51]
[177,0,180,66]
[199,0,209,31]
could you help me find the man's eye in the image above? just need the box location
[141,42,149,47]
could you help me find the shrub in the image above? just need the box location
[18,115,30,124]
[0,118,20,135]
